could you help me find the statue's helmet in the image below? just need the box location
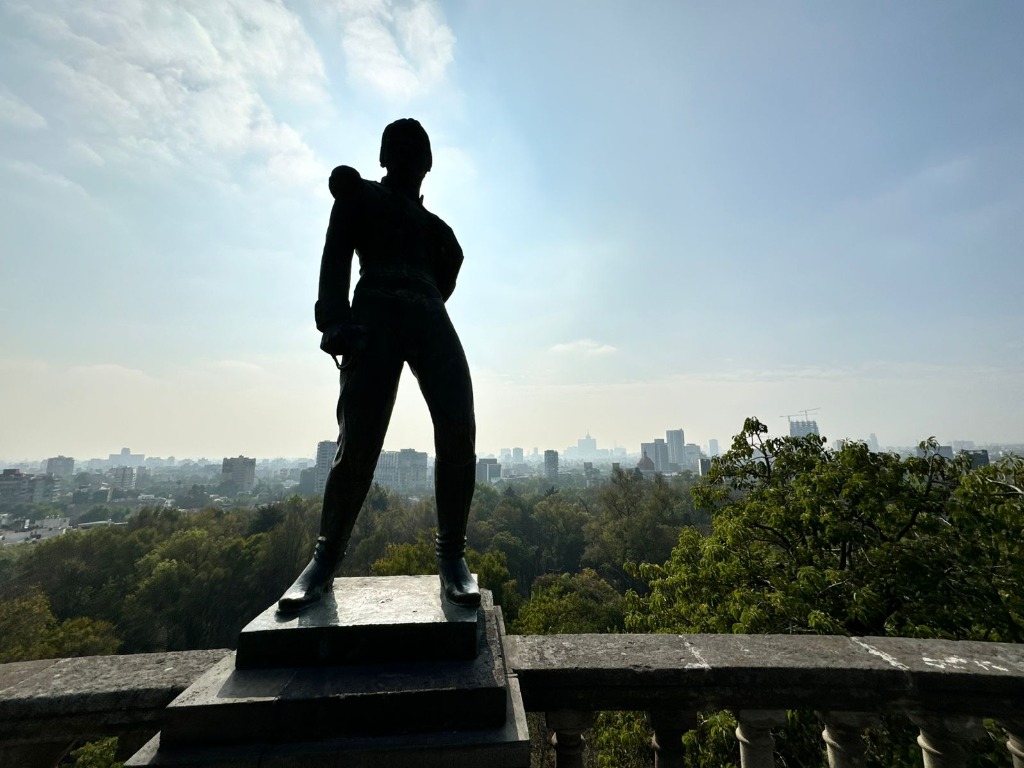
[379,118,432,173]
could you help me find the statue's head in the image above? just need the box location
[379,118,432,176]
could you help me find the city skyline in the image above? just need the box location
[2,419,1016,466]
[2,3,1022,460]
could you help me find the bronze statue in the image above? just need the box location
[278,119,480,612]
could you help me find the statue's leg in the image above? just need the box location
[409,299,479,606]
[278,321,403,613]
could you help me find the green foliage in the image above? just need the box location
[585,469,700,592]
[0,591,119,662]
[627,419,1024,641]
[617,417,1024,768]
[65,736,123,768]
[512,569,623,635]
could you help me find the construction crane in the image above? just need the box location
[780,408,821,424]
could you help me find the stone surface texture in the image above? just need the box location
[504,634,1024,716]
[236,575,479,668]
[161,601,507,749]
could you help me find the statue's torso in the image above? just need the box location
[343,172,460,292]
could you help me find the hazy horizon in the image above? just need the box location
[3,2,1022,461]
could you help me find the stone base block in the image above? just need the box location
[236,575,479,669]
[127,677,529,768]
[128,584,527,767]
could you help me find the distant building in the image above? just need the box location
[637,450,657,479]
[376,449,430,493]
[512,447,524,463]
[577,432,597,459]
[640,439,670,472]
[297,467,316,496]
[475,457,501,484]
[867,434,880,453]
[683,443,702,470]
[961,449,990,469]
[708,438,720,457]
[789,420,820,438]
[221,456,256,493]
[915,445,955,460]
[109,447,145,467]
[666,429,685,468]
[314,440,335,496]
[0,469,58,505]
[544,450,559,483]
[698,458,713,476]
[45,456,75,481]
[111,466,141,491]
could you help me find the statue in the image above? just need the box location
[278,119,480,612]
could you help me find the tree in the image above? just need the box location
[627,418,1024,641]
[620,418,1024,768]
[513,569,624,635]
[584,468,697,592]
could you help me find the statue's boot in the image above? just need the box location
[435,457,481,607]
[276,536,344,613]
[278,455,366,613]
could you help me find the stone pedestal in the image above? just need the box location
[127,576,529,767]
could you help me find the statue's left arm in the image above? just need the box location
[434,219,464,303]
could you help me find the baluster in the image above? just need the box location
[735,709,786,768]
[819,711,878,768]
[545,710,595,768]
[648,710,697,768]
[909,713,984,768]
[1000,721,1024,768]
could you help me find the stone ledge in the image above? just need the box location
[503,634,1024,715]
[0,649,231,740]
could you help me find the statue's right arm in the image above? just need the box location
[315,166,365,356]
[315,166,360,333]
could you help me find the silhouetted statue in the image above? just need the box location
[278,119,479,612]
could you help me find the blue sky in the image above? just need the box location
[1,1,1022,461]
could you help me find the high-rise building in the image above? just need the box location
[221,456,256,493]
[0,469,56,504]
[512,447,524,463]
[314,440,335,496]
[652,438,669,472]
[789,420,820,438]
[111,466,139,491]
[544,450,559,483]
[708,439,720,457]
[577,432,597,459]
[45,456,75,482]
[475,457,501,484]
[376,449,430,493]
[298,467,316,496]
[666,429,685,468]
[867,434,880,453]
[109,447,145,467]
[683,443,702,470]
[962,449,990,469]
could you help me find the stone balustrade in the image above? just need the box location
[503,633,1024,768]
[2,634,1023,767]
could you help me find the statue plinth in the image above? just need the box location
[127,577,529,767]
[236,575,479,668]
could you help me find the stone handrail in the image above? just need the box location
[502,633,1024,768]
[0,649,230,767]
[1,635,1023,767]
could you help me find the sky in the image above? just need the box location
[1,1,1022,462]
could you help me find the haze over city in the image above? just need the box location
[2,2,1022,461]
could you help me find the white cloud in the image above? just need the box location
[1,159,88,195]
[6,0,327,187]
[0,86,48,129]
[549,339,618,356]
[329,0,455,101]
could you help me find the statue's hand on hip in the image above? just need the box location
[320,322,367,358]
